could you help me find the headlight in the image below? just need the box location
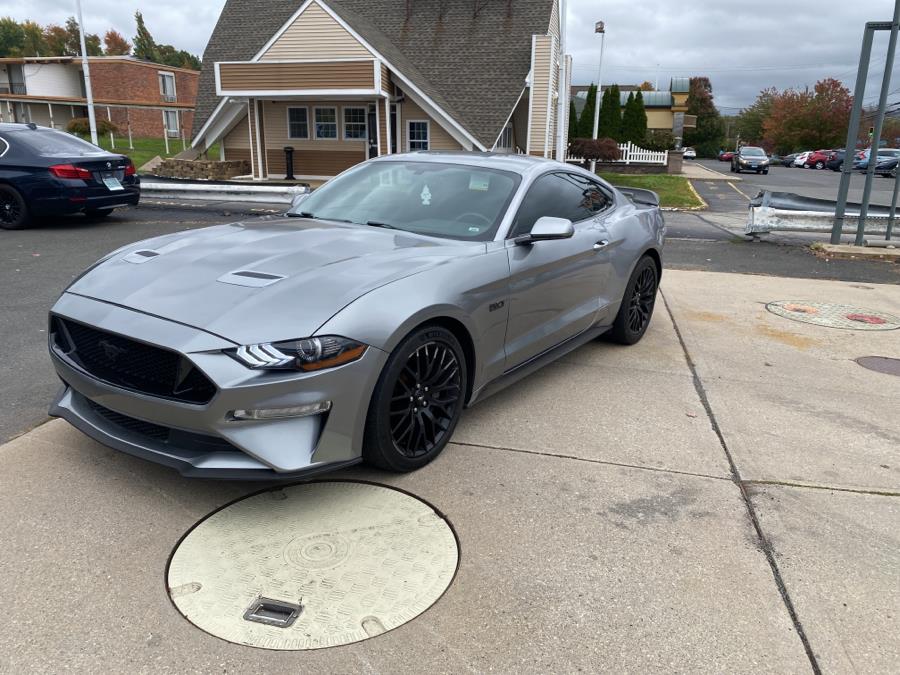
[740,158,748,164]
[228,336,367,371]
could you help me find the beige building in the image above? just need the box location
[192,0,572,181]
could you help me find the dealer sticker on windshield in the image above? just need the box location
[102,174,124,191]
[469,174,490,191]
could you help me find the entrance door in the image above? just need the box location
[367,105,378,159]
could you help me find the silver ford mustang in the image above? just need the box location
[48,152,665,479]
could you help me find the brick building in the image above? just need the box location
[0,56,198,141]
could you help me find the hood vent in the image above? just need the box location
[217,270,287,288]
[123,249,161,264]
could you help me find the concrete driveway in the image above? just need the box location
[2,269,898,673]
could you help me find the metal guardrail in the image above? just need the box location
[747,191,891,236]
[140,180,309,205]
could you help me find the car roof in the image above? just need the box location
[369,150,590,179]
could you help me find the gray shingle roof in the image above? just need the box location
[193,0,555,148]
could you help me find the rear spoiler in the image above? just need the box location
[615,186,660,208]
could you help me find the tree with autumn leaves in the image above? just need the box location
[737,79,852,154]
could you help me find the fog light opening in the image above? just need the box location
[230,401,331,421]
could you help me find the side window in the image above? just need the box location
[509,174,571,238]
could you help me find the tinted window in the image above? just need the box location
[8,128,108,157]
[510,173,611,238]
[741,147,766,157]
[293,161,520,242]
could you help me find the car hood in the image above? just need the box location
[67,218,484,345]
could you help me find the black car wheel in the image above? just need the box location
[0,185,30,230]
[609,256,658,345]
[364,325,466,472]
[763,170,769,175]
[85,208,114,218]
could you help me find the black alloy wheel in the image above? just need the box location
[364,326,466,472]
[609,256,658,345]
[0,185,29,230]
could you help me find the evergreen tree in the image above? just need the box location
[634,90,648,143]
[682,77,725,157]
[621,92,639,143]
[0,17,25,57]
[576,84,597,139]
[598,85,622,140]
[133,11,158,62]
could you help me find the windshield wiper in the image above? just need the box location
[287,210,316,219]
[366,220,399,230]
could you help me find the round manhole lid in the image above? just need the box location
[856,356,900,377]
[167,481,458,650]
[766,301,900,330]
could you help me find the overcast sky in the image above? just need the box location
[4,0,899,113]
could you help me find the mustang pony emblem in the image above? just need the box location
[98,339,128,362]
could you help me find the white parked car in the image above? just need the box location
[792,151,811,168]
[682,147,696,159]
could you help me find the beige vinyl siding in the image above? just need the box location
[261,100,368,150]
[549,0,560,43]
[401,98,463,151]
[223,113,251,149]
[218,61,374,92]
[529,35,552,156]
[260,1,372,61]
[381,63,390,93]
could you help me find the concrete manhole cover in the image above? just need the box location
[856,356,900,377]
[766,301,900,330]
[167,481,458,650]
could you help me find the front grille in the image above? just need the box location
[86,399,236,453]
[52,317,216,405]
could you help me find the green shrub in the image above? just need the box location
[66,117,120,136]
[643,130,676,152]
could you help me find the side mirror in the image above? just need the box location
[285,191,310,217]
[515,217,575,245]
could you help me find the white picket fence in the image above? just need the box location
[567,141,668,166]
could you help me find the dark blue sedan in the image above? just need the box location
[0,123,139,230]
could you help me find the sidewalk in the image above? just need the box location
[680,161,740,182]
[2,270,897,672]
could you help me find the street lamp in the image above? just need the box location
[590,20,605,173]
[75,0,98,145]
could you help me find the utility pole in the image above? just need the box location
[590,20,605,173]
[75,0,98,145]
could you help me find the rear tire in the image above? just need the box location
[609,256,659,346]
[363,325,467,472]
[0,184,30,230]
[815,161,824,170]
[85,208,114,218]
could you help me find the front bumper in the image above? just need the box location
[48,292,388,479]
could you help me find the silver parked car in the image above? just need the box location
[48,153,665,479]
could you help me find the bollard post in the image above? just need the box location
[284,146,295,181]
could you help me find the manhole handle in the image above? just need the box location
[243,597,302,628]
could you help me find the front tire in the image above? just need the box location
[815,161,824,170]
[363,326,467,472]
[609,256,659,345]
[0,185,30,230]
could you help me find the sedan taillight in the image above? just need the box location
[124,162,135,176]
[49,164,92,180]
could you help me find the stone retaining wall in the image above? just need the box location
[154,159,251,180]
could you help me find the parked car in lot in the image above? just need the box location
[718,151,734,162]
[792,151,811,167]
[731,146,770,174]
[46,153,666,479]
[826,150,845,171]
[854,148,900,171]
[874,156,898,177]
[803,150,832,169]
[0,123,139,230]
[781,153,800,167]
[682,147,696,159]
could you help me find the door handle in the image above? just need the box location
[593,240,610,251]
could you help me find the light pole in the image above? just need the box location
[590,20,605,173]
[75,0,98,145]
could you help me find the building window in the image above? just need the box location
[496,123,513,151]
[287,107,309,139]
[163,110,180,138]
[158,72,177,102]
[408,120,429,151]
[343,106,367,140]
[314,107,337,139]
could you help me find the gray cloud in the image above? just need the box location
[4,0,898,113]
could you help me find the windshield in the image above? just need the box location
[741,147,766,157]
[9,128,108,157]
[292,161,521,241]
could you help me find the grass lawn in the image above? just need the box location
[598,172,704,209]
[92,136,219,171]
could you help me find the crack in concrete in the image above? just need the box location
[661,288,822,675]
[743,480,900,498]
[451,441,731,483]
